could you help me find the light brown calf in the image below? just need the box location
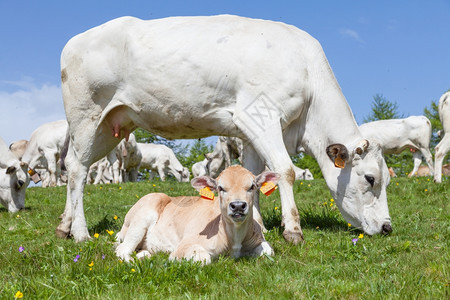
[414,164,450,177]
[115,165,279,264]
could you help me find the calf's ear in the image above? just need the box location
[191,176,217,191]
[255,171,280,188]
[326,144,349,169]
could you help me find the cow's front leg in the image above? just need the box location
[235,110,304,244]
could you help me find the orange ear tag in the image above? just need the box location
[199,187,215,200]
[334,156,345,169]
[260,182,278,196]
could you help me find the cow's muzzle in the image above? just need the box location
[381,223,393,235]
[229,201,248,220]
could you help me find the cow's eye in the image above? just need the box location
[218,186,225,193]
[365,175,375,187]
[248,183,257,192]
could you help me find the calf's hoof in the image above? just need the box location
[283,230,304,245]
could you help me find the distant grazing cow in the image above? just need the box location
[219,136,243,168]
[138,143,189,182]
[359,116,434,177]
[21,120,68,187]
[59,15,391,243]
[9,140,28,160]
[0,137,29,212]
[293,166,314,180]
[115,166,278,264]
[87,157,113,184]
[434,91,450,183]
[414,164,450,177]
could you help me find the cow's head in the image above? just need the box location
[180,167,191,183]
[191,165,279,225]
[0,161,30,212]
[325,139,392,235]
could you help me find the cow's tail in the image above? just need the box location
[60,128,70,171]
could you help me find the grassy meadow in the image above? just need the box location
[0,176,448,299]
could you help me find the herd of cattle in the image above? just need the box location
[1,15,449,263]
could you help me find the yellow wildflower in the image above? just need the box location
[106,229,114,236]
[94,233,99,239]
[348,223,352,227]
[330,203,333,207]
[153,184,156,187]
[15,291,23,299]
[330,198,334,202]
[16,215,20,219]
[88,261,94,267]
[358,233,364,239]
[424,189,428,192]
[300,182,303,185]
[114,215,118,220]
[274,206,279,210]
[131,268,136,272]
[119,186,122,190]
[396,183,399,186]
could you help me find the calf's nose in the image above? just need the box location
[382,223,392,235]
[229,201,247,212]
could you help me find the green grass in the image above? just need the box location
[0,177,448,299]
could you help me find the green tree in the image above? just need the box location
[363,94,403,122]
[177,139,214,171]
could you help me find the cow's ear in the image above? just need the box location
[255,171,280,188]
[6,166,16,174]
[326,144,349,169]
[191,176,217,191]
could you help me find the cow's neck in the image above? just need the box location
[220,214,253,258]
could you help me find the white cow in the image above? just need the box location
[434,91,450,183]
[219,136,244,168]
[21,120,68,187]
[138,143,190,182]
[0,137,29,212]
[115,165,277,263]
[359,116,434,177]
[115,133,142,182]
[192,158,209,177]
[59,15,392,243]
[87,157,114,184]
[293,166,314,180]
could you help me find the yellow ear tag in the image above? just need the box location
[28,169,36,176]
[334,156,345,169]
[200,187,215,200]
[260,182,278,196]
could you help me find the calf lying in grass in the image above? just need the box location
[115,165,279,264]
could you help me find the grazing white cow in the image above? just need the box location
[87,157,114,184]
[115,133,142,182]
[115,166,277,263]
[219,136,244,168]
[138,143,189,182]
[0,137,29,212]
[434,91,450,183]
[59,15,392,243]
[359,116,434,177]
[293,166,314,180]
[21,120,68,187]
[9,140,28,160]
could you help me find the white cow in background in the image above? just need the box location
[434,91,450,183]
[191,158,209,177]
[138,143,190,182]
[219,136,243,167]
[293,166,314,180]
[0,137,29,212]
[115,133,142,182]
[87,157,114,184]
[59,15,392,243]
[359,116,434,177]
[21,120,68,187]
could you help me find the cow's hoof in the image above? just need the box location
[55,228,70,239]
[283,230,304,245]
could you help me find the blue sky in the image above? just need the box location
[0,0,449,145]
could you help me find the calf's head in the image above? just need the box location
[191,165,279,224]
[326,139,392,235]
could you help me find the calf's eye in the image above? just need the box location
[365,175,375,187]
